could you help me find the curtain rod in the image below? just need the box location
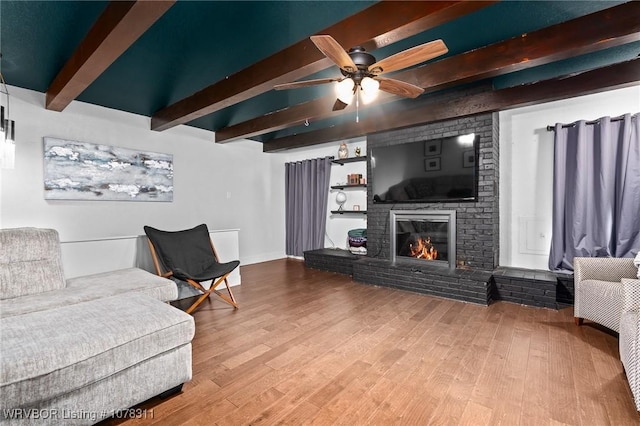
[546,114,629,131]
[286,155,334,164]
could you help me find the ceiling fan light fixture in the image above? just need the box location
[278,35,448,117]
[335,78,355,105]
[360,76,380,104]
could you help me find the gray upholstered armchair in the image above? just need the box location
[620,277,640,414]
[574,257,638,333]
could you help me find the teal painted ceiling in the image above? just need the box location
[1,1,637,143]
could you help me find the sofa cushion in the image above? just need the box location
[0,267,178,319]
[0,293,194,409]
[0,228,66,299]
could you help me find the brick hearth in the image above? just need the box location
[352,257,492,305]
[366,112,500,271]
[304,249,573,309]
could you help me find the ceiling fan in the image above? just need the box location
[274,35,448,112]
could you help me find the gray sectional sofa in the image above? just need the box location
[0,227,195,425]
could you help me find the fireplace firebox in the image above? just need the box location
[390,210,456,269]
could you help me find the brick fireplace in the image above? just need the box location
[305,109,570,308]
[366,112,500,270]
[351,112,499,304]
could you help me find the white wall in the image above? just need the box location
[6,83,636,274]
[59,230,240,285]
[284,137,367,252]
[499,85,640,270]
[0,86,286,270]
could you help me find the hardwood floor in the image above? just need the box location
[106,259,638,425]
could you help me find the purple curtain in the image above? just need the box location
[285,157,332,257]
[549,114,640,271]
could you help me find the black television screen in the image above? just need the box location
[371,133,479,203]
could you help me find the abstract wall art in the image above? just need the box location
[43,137,173,202]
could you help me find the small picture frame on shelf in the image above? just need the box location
[462,150,475,168]
[424,157,441,172]
[424,140,442,156]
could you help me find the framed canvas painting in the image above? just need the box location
[43,137,173,201]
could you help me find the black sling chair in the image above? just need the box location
[144,224,239,314]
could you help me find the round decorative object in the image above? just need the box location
[336,191,347,210]
[354,147,361,157]
[338,143,348,159]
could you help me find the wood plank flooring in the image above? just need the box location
[105,259,639,425]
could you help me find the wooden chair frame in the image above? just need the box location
[146,238,238,314]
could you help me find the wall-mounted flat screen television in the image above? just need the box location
[371,133,479,203]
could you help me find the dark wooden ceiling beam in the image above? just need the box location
[218,1,640,143]
[45,0,175,112]
[263,58,640,152]
[150,0,497,132]
[406,0,640,90]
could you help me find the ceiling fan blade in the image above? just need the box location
[332,99,348,111]
[369,39,448,75]
[274,78,338,90]
[376,77,424,99]
[310,35,357,73]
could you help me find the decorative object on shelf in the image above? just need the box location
[354,147,362,157]
[338,143,349,159]
[43,137,174,202]
[353,205,360,211]
[348,173,363,185]
[0,70,16,169]
[336,191,347,211]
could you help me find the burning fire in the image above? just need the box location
[409,236,438,260]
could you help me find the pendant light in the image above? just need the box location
[0,70,16,169]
